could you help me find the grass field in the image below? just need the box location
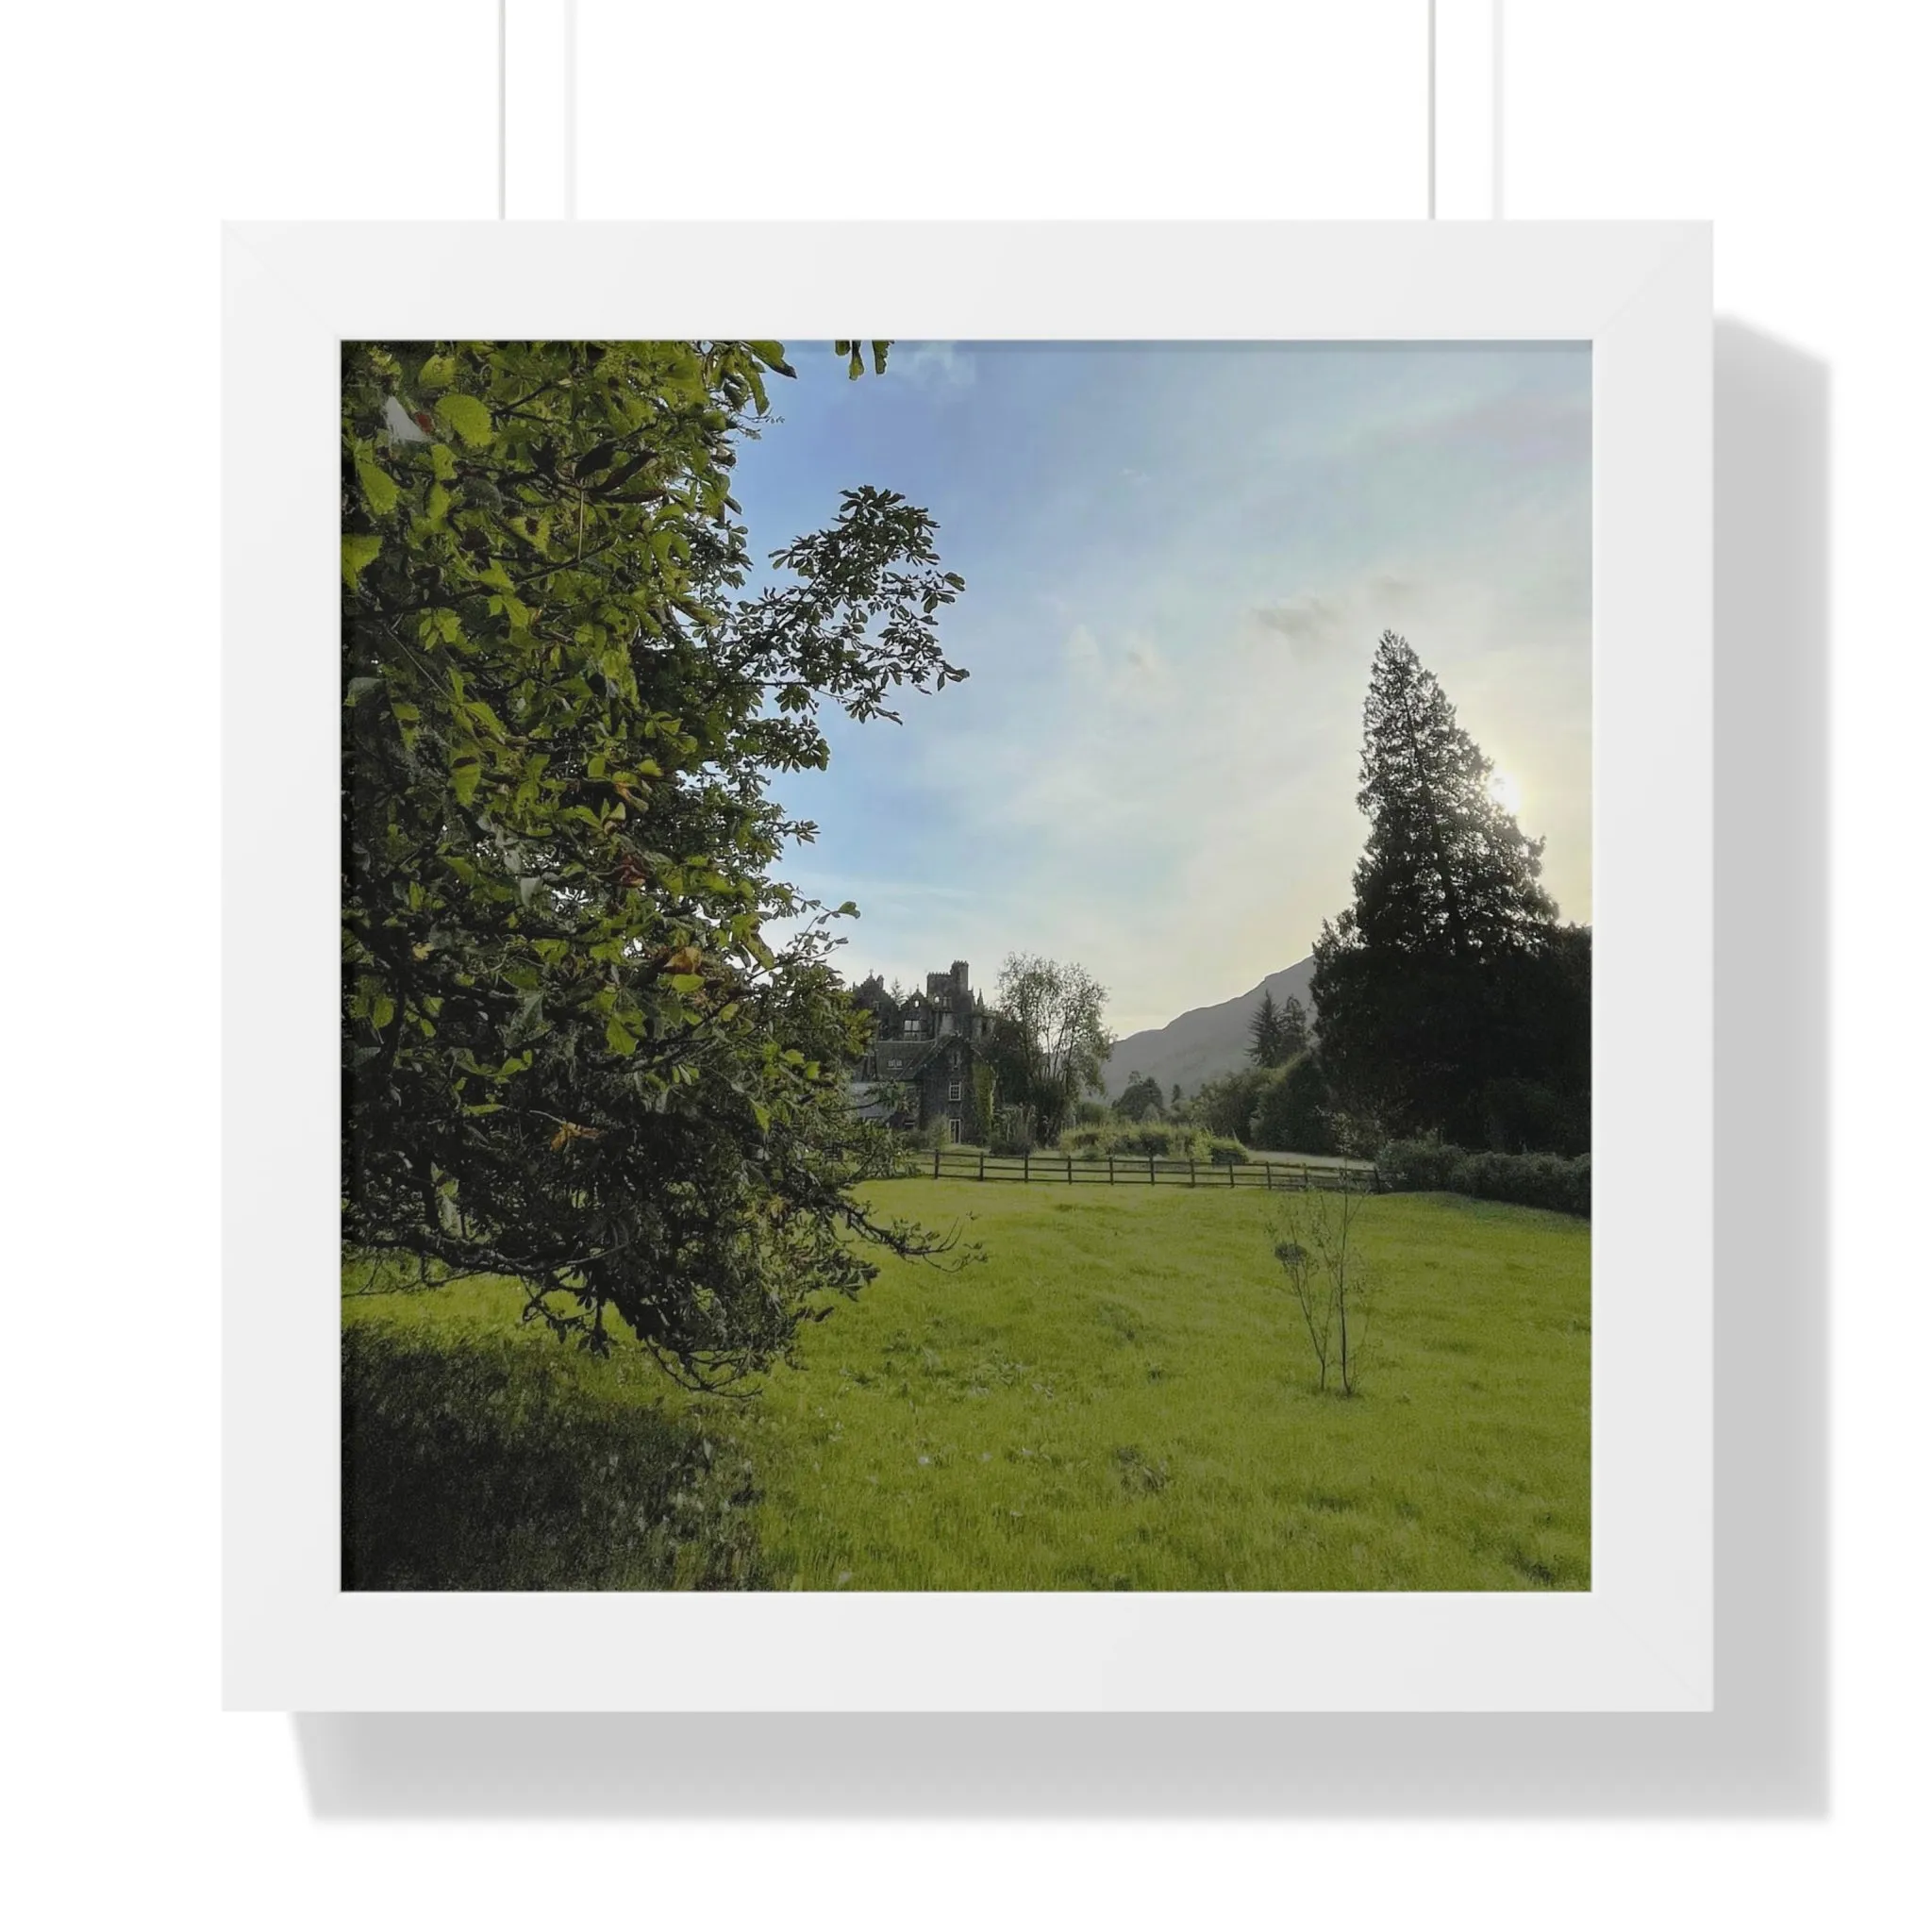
[342,1182,1590,1591]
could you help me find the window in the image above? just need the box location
[948,1082,961,1102]
[947,1117,962,1143]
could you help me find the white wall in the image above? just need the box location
[6,3,1923,1927]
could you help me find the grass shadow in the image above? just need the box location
[341,1325,767,1591]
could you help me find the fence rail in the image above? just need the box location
[890,1149,1380,1192]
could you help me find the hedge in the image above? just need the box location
[1058,1122,1251,1165]
[1375,1140,1591,1218]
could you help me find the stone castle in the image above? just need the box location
[849,960,992,1141]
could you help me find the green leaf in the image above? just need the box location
[449,752,483,806]
[606,1015,639,1056]
[356,457,399,517]
[669,974,705,994]
[341,534,382,586]
[434,392,495,447]
[418,353,458,391]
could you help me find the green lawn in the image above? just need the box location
[342,1182,1590,1591]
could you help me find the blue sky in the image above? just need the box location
[732,341,1591,1035]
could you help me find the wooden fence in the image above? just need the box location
[895,1148,1380,1192]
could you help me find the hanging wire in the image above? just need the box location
[1427,0,1438,218]
[564,0,578,220]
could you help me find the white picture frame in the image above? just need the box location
[225,219,1711,1712]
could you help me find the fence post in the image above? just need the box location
[933,1146,941,1180]
[1149,1155,1156,1187]
[1265,1163,1274,1191]
[978,1150,986,1182]
[1108,1157,1115,1185]
[1189,1158,1196,1188]
[1023,1152,1029,1184]
[1066,1155,1074,1185]
[1228,1159,1236,1188]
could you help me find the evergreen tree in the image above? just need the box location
[1342,631,1555,958]
[1247,988,1286,1067]
[1311,632,1578,1147]
[1279,993,1310,1058]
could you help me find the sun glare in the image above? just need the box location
[1488,770,1524,818]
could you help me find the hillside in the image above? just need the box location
[1103,957,1316,1100]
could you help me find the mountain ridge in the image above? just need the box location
[1102,957,1316,1101]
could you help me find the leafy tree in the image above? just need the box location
[341,340,969,1388]
[1248,1052,1336,1154]
[1113,1070,1166,1123]
[1191,1065,1270,1142]
[991,954,1111,1142]
[1310,632,1582,1147]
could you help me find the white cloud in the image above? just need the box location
[894,341,974,390]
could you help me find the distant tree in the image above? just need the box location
[1248,1053,1336,1154]
[1249,988,1312,1068]
[1170,1083,1183,1112]
[1114,1071,1166,1123]
[1279,994,1310,1058]
[1191,1065,1271,1142]
[1311,632,1581,1147]
[1248,989,1287,1067]
[992,954,1111,1143]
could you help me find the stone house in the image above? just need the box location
[848,959,994,1142]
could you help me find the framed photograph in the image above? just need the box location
[225,220,1710,1710]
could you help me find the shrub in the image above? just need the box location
[1058,1122,1250,1164]
[1376,1139,1591,1218]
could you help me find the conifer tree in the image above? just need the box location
[1341,631,1555,958]
[1311,632,1575,1145]
[1247,988,1286,1067]
[1279,993,1310,1058]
